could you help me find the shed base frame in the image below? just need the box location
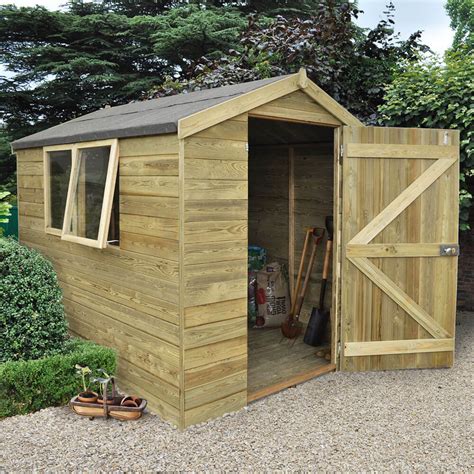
[248,364,336,402]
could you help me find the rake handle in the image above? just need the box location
[292,227,325,320]
[290,228,312,318]
[318,218,334,311]
[295,238,318,318]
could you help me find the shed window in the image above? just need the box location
[45,150,72,233]
[64,146,111,241]
[43,139,119,249]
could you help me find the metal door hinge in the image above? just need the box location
[440,244,460,256]
[245,143,249,152]
[337,342,342,356]
[339,145,344,164]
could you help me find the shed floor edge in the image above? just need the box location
[247,363,336,403]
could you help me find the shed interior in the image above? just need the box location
[247,118,336,399]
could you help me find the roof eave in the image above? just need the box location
[11,121,178,151]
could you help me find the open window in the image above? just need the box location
[43,139,119,249]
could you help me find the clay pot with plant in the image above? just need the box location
[93,368,115,405]
[75,365,98,403]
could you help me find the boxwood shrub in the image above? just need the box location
[0,238,68,362]
[0,338,116,418]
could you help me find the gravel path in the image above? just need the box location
[1,312,473,472]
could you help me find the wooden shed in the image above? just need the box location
[12,69,460,429]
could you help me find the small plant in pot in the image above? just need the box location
[93,368,115,405]
[75,365,98,403]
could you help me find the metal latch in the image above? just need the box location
[440,244,459,256]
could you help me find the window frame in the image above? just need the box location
[43,139,119,249]
[43,144,74,236]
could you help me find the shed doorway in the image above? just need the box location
[247,118,337,400]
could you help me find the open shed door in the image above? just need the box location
[340,126,459,371]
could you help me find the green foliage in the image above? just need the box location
[445,0,474,50]
[0,338,116,418]
[152,5,246,69]
[75,364,92,392]
[0,128,16,195]
[378,48,474,230]
[202,0,334,17]
[69,0,178,16]
[151,2,428,121]
[0,191,12,236]
[0,6,166,139]
[69,0,327,18]
[92,367,114,398]
[0,238,68,362]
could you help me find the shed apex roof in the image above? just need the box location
[11,76,289,150]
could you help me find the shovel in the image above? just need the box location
[303,216,333,347]
[281,227,325,341]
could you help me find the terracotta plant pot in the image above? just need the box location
[120,396,141,408]
[77,391,98,403]
[97,396,115,405]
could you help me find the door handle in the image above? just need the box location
[440,244,460,256]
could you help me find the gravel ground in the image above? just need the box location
[1,312,473,472]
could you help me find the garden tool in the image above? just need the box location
[304,216,333,347]
[281,227,325,342]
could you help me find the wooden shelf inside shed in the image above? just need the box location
[247,328,335,402]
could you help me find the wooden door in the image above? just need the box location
[340,126,459,371]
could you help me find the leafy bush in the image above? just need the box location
[0,190,11,236]
[0,238,68,362]
[0,338,116,418]
[378,48,474,230]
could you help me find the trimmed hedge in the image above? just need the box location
[0,238,68,362]
[0,338,116,418]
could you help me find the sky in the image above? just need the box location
[357,0,453,55]
[0,0,454,55]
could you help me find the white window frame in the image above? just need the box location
[43,139,119,249]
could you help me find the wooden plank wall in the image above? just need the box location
[250,90,341,127]
[248,147,288,263]
[16,135,182,426]
[181,115,249,427]
[294,144,334,322]
[248,143,333,323]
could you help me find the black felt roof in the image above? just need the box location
[12,76,288,150]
